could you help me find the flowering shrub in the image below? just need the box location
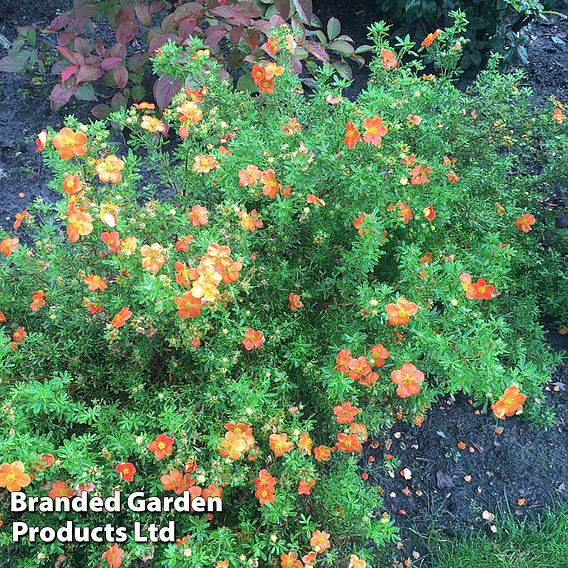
[0,0,365,115]
[1,18,567,567]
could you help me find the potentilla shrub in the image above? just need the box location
[0,20,567,568]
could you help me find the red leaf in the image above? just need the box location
[50,84,78,110]
[116,21,139,44]
[205,26,228,47]
[73,38,92,58]
[127,52,149,72]
[108,43,128,59]
[115,6,135,26]
[58,32,77,47]
[153,75,180,108]
[111,92,128,109]
[304,41,330,62]
[244,29,261,51]
[72,3,97,21]
[178,18,196,40]
[171,2,206,22]
[292,0,312,23]
[274,0,290,20]
[113,65,129,90]
[57,47,84,66]
[76,64,103,84]
[229,27,245,45]
[148,33,178,54]
[91,103,112,119]
[61,64,79,82]
[101,56,123,71]
[135,2,152,27]
[150,2,167,15]
[48,14,70,31]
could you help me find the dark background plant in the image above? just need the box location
[0,0,369,117]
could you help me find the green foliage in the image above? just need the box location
[374,0,567,69]
[0,22,566,567]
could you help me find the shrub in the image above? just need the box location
[0,17,567,567]
[0,0,366,116]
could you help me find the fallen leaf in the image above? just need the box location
[482,510,495,521]
[436,470,452,489]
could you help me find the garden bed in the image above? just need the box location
[0,1,567,567]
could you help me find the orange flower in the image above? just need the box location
[266,36,281,55]
[116,462,136,482]
[264,62,284,80]
[552,107,566,124]
[496,202,505,216]
[409,164,432,185]
[516,213,535,233]
[12,326,27,343]
[30,290,46,312]
[336,432,362,453]
[177,101,203,126]
[344,121,361,149]
[261,169,281,198]
[61,174,82,196]
[133,102,155,110]
[288,292,303,311]
[192,155,218,173]
[100,231,120,253]
[238,209,263,231]
[0,461,32,492]
[347,356,372,382]
[362,115,388,146]
[13,210,30,229]
[84,274,107,292]
[380,48,398,71]
[298,478,315,496]
[141,243,167,274]
[283,117,302,135]
[302,552,317,566]
[49,480,74,498]
[335,349,352,374]
[491,385,527,419]
[386,297,418,325]
[101,544,124,568]
[188,204,209,226]
[251,64,267,85]
[111,306,133,328]
[141,114,166,133]
[333,402,360,424]
[269,433,294,457]
[306,194,325,206]
[0,311,6,323]
[407,114,422,126]
[369,343,390,367]
[36,129,47,153]
[353,212,374,235]
[0,237,20,256]
[239,164,262,187]
[423,205,436,221]
[391,363,425,398]
[185,86,206,102]
[160,468,183,491]
[259,78,275,94]
[314,445,332,462]
[421,29,441,47]
[175,235,194,252]
[460,273,495,300]
[242,328,265,350]
[96,155,125,184]
[388,201,412,224]
[281,551,303,568]
[349,554,367,568]
[148,433,174,460]
[254,469,277,505]
[66,210,93,243]
[447,170,459,184]
[99,203,119,227]
[51,127,87,160]
[298,432,313,455]
[310,530,331,553]
[218,432,248,460]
